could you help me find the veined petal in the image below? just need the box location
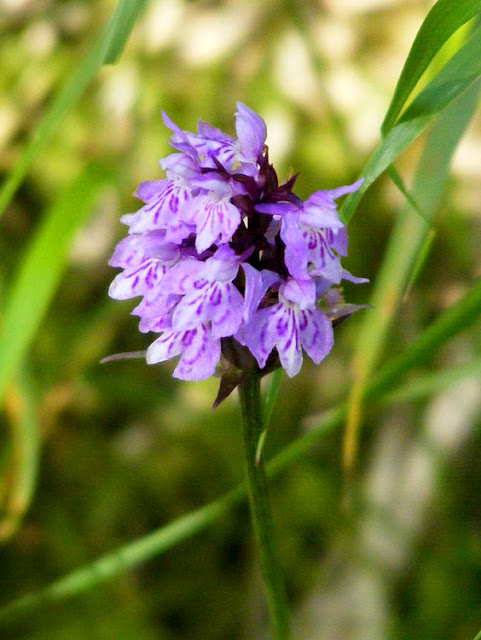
[172,281,243,339]
[186,195,241,252]
[123,179,193,239]
[109,259,167,300]
[147,325,221,381]
[298,308,333,364]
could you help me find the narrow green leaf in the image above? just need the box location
[340,117,430,226]
[400,25,481,123]
[381,0,481,133]
[0,165,111,409]
[341,62,481,227]
[263,369,283,429]
[103,0,148,64]
[0,367,39,542]
[387,165,428,223]
[342,79,481,469]
[0,0,145,218]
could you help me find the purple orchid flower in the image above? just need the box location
[107,103,366,395]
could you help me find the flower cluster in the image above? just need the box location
[109,104,366,388]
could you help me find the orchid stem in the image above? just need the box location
[238,370,290,639]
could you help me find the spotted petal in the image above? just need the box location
[146,325,221,381]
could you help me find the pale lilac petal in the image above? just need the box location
[298,308,333,364]
[173,327,221,380]
[325,177,364,200]
[159,152,201,180]
[146,330,184,364]
[172,281,243,338]
[280,278,316,309]
[243,305,280,369]
[242,264,281,322]
[188,196,241,253]
[235,102,267,163]
[109,260,167,300]
[341,269,369,284]
[203,245,239,282]
[123,179,193,239]
[256,202,297,217]
[274,307,303,377]
[147,325,221,380]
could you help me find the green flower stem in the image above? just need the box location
[238,370,290,640]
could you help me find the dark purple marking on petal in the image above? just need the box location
[209,287,222,306]
[193,279,207,290]
[182,330,195,348]
[298,310,308,331]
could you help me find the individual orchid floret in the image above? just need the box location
[182,177,243,252]
[163,246,244,339]
[243,278,334,378]
[108,230,180,301]
[107,103,367,399]
[256,179,363,282]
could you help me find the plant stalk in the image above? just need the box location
[238,370,289,639]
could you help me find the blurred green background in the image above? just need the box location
[0,0,481,638]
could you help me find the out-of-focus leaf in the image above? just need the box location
[0,0,146,217]
[0,165,111,409]
[0,368,39,542]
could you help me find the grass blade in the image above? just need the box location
[381,0,481,133]
[342,79,481,471]
[399,24,481,122]
[0,0,146,218]
[0,164,111,409]
[0,368,39,542]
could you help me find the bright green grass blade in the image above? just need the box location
[342,79,481,470]
[340,117,428,226]
[0,0,146,218]
[473,627,481,640]
[399,24,481,122]
[341,24,481,226]
[381,0,481,134]
[2,346,481,624]
[0,367,39,542]
[0,164,111,410]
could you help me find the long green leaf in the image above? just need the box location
[0,367,39,542]
[342,79,481,469]
[399,25,481,123]
[381,0,481,133]
[0,0,146,218]
[0,165,111,409]
[342,22,481,226]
